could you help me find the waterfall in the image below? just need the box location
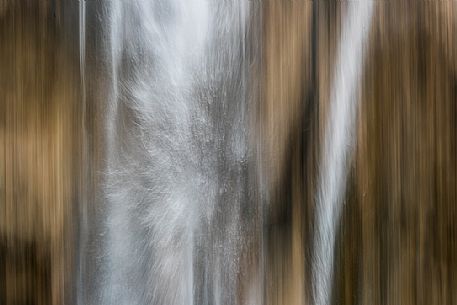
[80,1,256,305]
[79,1,372,304]
[312,2,373,305]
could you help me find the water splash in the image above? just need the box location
[313,2,374,305]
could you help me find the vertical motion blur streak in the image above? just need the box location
[1,1,82,305]
[313,2,373,305]
[79,1,262,305]
[2,1,457,305]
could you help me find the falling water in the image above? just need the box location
[4,1,457,305]
[78,1,260,305]
[79,1,372,305]
[313,2,373,305]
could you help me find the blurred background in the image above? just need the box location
[1,0,456,305]
[0,1,82,304]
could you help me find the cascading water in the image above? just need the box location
[79,1,259,305]
[79,1,373,305]
[312,2,373,305]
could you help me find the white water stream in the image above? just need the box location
[313,2,374,305]
[79,1,255,305]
